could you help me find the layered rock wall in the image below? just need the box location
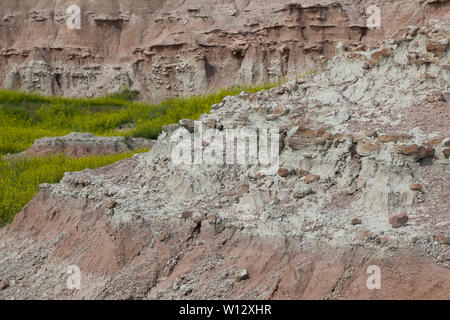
[1,0,449,101]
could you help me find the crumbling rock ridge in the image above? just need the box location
[0,0,449,102]
[3,133,156,160]
[0,16,449,299]
[26,133,155,158]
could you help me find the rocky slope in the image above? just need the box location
[0,15,449,299]
[0,0,449,102]
[3,133,155,159]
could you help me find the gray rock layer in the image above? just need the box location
[26,132,155,157]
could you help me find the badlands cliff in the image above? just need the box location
[0,11,449,299]
[0,0,449,103]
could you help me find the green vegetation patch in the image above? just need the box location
[0,83,277,155]
[0,151,148,227]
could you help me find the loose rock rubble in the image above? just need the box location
[389,214,409,229]
[236,269,249,282]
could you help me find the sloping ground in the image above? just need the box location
[0,16,449,299]
[0,0,449,102]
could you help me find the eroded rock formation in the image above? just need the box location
[25,133,155,157]
[0,0,449,102]
[0,16,448,299]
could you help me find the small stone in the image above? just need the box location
[396,144,435,160]
[216,122,224,130]
[356,229,373,241]
[122,293,134,300]
[346,184,357,195]
[378,236,389,244]
[295,168,309,177]
[293,186,313,199]
[356,141,380,156]
[434,234,450,245]
[351,218,361,225]
[270,199,280,206]
[39,183,52,190]
[237,176,249,196]
[322,229,333,240]
[181,211,193,219]
[237,183,249,196]
[249,170,263,179]
[410,184,422,191]
[0,280,9,290]
[443,148,450,157]
[377,135,398,143]
[426,39,448,55]
[386,237,398,247]
[172,278,181,290]
[365,129,378,138]
[220,197,229,204]
[179,119,195,133]
[105,200,118,209]
[236,269,249,282]
[389,213,409,228]
[266,114,279,121]
[202,118,217,129]
[271,106,289,116]
[207,213,217,224]
[277,168,291,177]
[191,212,204,224]
[158,233,168,242]
[161,124,180,134]
[305,174,320,184]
